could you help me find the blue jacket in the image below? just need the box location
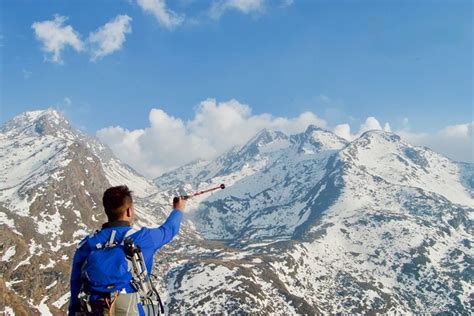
[68,209,183,315]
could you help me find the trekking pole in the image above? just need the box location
[173,184,225,203]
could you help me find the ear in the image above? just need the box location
[126,207,132,218]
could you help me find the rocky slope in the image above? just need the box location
[0,109,168,314]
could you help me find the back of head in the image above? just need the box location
[103,185,133,222]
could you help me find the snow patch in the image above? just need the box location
[52,292,70,309]
[1,246,16,262]
[35,297,53,316]
[3,306,15,316]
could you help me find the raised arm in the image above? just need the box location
[148,197,185,250]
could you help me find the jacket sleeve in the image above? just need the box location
[68,238,90,315]
[147,209,183,251]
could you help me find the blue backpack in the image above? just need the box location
[82,229,135,293]
[79,228,165,315]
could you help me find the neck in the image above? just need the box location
[102,219,131,228]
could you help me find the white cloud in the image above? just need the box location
[32,15,84,64]
[136,0,184,28]
[398,122,473,163]
[210,0,266,19]
[333,116,391,141]
[88,15,132,61]
[32,14,133,63]
[333,123,351,141]
[359,116,383,133]
[97,98,326,177]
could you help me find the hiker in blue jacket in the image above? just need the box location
[68,185,185,315]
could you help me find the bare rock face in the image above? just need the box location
[1,109,473,314]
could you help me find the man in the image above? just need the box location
[68,185,185,315]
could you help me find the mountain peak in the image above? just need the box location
[358,129,401,143]
[291,125,348,153]
[1,108,74,138]
[244,128,289,148]
[304,124,324,134]
[12,107,66,123]
[343,130,405,161]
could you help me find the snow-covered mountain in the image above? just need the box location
[156,125,474,313]
[1,109,473,314]
[0,109,167,314]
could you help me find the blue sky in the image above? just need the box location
[1,0,472,175]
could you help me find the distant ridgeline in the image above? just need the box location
[1,109,473,314]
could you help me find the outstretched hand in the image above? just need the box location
[173,196,187,212]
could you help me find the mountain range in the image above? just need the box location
[1,109,472,314]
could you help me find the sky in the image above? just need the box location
[1,0,472,177]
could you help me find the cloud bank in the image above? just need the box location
[398,122,473,164]
[333,117,473,164]
[97,98,326,177]
[97,99,473,178]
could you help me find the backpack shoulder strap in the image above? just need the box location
[122,228,137,239]
[77,229,100,249]
[125,227,137,238]
[122,227,137,245]
[104,230,117,248]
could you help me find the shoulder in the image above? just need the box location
[76,229,99,250]
[129,227,149,239]
[128,227,157,248]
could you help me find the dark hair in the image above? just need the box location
[102,185,133,221]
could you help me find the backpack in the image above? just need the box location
[82,229,134,293]
[79,228,165,315]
